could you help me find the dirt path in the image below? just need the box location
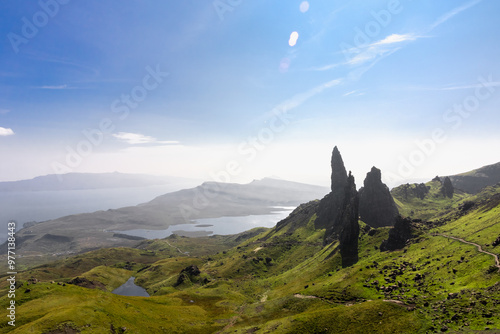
[293,295,414,310]
[215,316,240,334]
[293,294,317,299]
[164,240,188,255]
[432,233,500,270]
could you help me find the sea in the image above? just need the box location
[0,182,197,244]
[111,206,296,239]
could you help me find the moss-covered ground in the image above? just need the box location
[1,186,499,333]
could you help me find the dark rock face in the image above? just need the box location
[395,183,430,200]
[175,265,201,286]
[315,146,348,231]
[316,147,359,267]
[458,201,475,216]
[441,176,454,198]
[412,183,430,200]
[68,276,106,290]
[338,172,360,267]
[447,161,500,194]
[315,192,335,230]
[380,216,413,251]
[492,235,500,247]
[359,167,399,228]
[330,146,348,192]
[275,200,320,234]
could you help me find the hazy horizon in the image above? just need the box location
[0,163,496,190]
[1,1,500,188]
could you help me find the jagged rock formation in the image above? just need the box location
[316,147,359,267]
[359,167,399,227]
[330,146,348,192]
[175,265,201,286]
[315,146,348,231]
[338,172,360,267]
[68,277,106,290]
[441,176,454,198]
[380,216,413,251]
[402,183,430,200]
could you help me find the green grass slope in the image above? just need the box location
[392,179,469,220]
[2,190,499,333]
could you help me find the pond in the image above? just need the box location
[112,277,150,297]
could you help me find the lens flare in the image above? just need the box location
[288,31,299,47]
[299,1,310,13]
[279,58,291,73]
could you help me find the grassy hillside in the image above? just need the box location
[1,191,499,333]
[391,179,469,220]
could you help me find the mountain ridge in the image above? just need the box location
[0,172,197,192]
[445,161,500,194]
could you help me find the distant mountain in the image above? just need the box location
[14,178,329,256]
[0,172,194,191]
[445,161,500,194]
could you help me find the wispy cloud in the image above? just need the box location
[253,78,343,125]
[273,78,342,113]
[0,127,14,136]
[308,4,350,44]
[276,1,483,123]
[373,33,418,46]
[113,132,179,145]
[402,80,500,92]
[36,84,71,90]
[429,0,482,31]
[348,33,417,65]
[441,81,500,91]
[343,90,365,97]
[313,33,417,71]
[25,52,101,77]
[315,1,481,74]
[309,63,341,72]
[0,109,10,115]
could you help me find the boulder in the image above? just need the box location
[380,215,413,251]
[492,236,500,247]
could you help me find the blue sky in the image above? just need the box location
[1,0,500,187]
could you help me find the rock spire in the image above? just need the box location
[316,146,359,267]
[338,172,360,267]
[359,166,399,227]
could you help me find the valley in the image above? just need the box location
[6,178,327,268]
[0,149,499,333]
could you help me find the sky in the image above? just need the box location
[1,0,500,188]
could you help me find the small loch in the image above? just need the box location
[112,277,149,297]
